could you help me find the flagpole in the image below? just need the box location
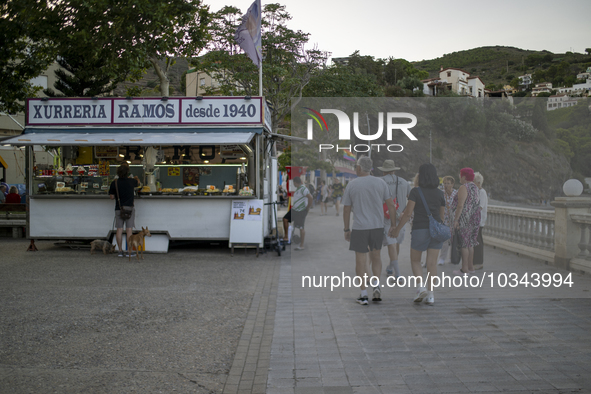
[259,61,263,97]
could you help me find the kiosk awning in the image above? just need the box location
[2,128,260,146]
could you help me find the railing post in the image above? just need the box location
[551,197,591,270]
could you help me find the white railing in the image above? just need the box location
[570,214,591,261]
[483,199,591,274]
[484,206,555,251]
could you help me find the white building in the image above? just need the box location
[576,67,591,81]
[547,94,578,111]
[518,74,532,90]
[557,79,591,96]
[531,82,553,97]
[422,67,485,98]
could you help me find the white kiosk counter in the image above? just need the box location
[3,96,282,252]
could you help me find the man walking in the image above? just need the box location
[343,156,397,305]
[291,177,313,250]
[378,160,410,280]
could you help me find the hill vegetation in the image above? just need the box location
[413,46,591,90]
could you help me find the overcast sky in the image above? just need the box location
[204,0,591,62]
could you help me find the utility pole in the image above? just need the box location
[429,129,432,163]
[366,113,371,159]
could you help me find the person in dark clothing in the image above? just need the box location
[390,163,445,305]
[109,163,140,257]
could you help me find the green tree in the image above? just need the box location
[0,0,59,113]
[194,3,328,131]
[43,49,117,97]
[303,65,382,97]
[51,0,210,97]
[396,76,424,96]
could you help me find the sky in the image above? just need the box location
[203,0,591,63]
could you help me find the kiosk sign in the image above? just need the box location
[26,97,264,127]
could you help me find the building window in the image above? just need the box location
[447,72,451,77]
[200,78,205,86]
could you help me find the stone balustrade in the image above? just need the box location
[482,197,591,274]
[569,213,591,273]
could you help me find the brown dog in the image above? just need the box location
[128,226,151,261]
[90,239,116,255]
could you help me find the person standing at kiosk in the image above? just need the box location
[109,164,140,257]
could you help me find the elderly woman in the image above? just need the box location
[473,172,488,270]
[391,164,445,305]
[452,168,480,276]
[437,176,457,265]
[5,186,22,204]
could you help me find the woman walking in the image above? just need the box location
[437,176,457,265]
[390,163,445,305]
[473,172,488,270]
[331,178,345,216]
[451,168,481,276]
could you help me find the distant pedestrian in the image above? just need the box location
[438,176,457,265]
[5,186,21,204]
[290,177,312,250]
[473,172,488,270]
[331,178,345,216]
[0,178,8,197]
[390,163,445,305]
[0,185,6,203]
[451,168,481,276]
[343,156,397,305]
[378,160,409,280]
[306,182,316,208]
[319,180,329,216]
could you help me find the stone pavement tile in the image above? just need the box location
[436,383,470,393]
[351,386,382,394]
[295,377,322,387]
[462,382,498,392]
[267,388,295,394]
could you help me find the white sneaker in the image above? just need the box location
[437,258,445,265]
[425,291,434,305]
[414,287,428,303]
[372,287,382,302]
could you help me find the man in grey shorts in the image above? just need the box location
[342,156,398,305]
[378,160,410,279]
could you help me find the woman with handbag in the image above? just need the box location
[437,176,458,265]
[390,163,445,305]
[108,163,141,257]
[451,168,481,276]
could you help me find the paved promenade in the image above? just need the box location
[2,203,591,394]
[261,206,591,394]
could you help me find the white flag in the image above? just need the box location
[234,0,262,66]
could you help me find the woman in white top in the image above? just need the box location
[473,172,488,269]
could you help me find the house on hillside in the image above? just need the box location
[547,94,578,111]
[576,67,591,81]
[518,74,532,91]
[422,67,485,97]
[557,79,591,96]
[531,82,552,97]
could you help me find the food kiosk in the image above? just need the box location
[3,96,284,252]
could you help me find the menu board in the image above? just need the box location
[94,146,119,159]
[229,199,263,247]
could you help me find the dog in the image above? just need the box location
[127,226,151,261]
[90,239,116,255]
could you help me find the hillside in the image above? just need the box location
[413,46,591,89]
